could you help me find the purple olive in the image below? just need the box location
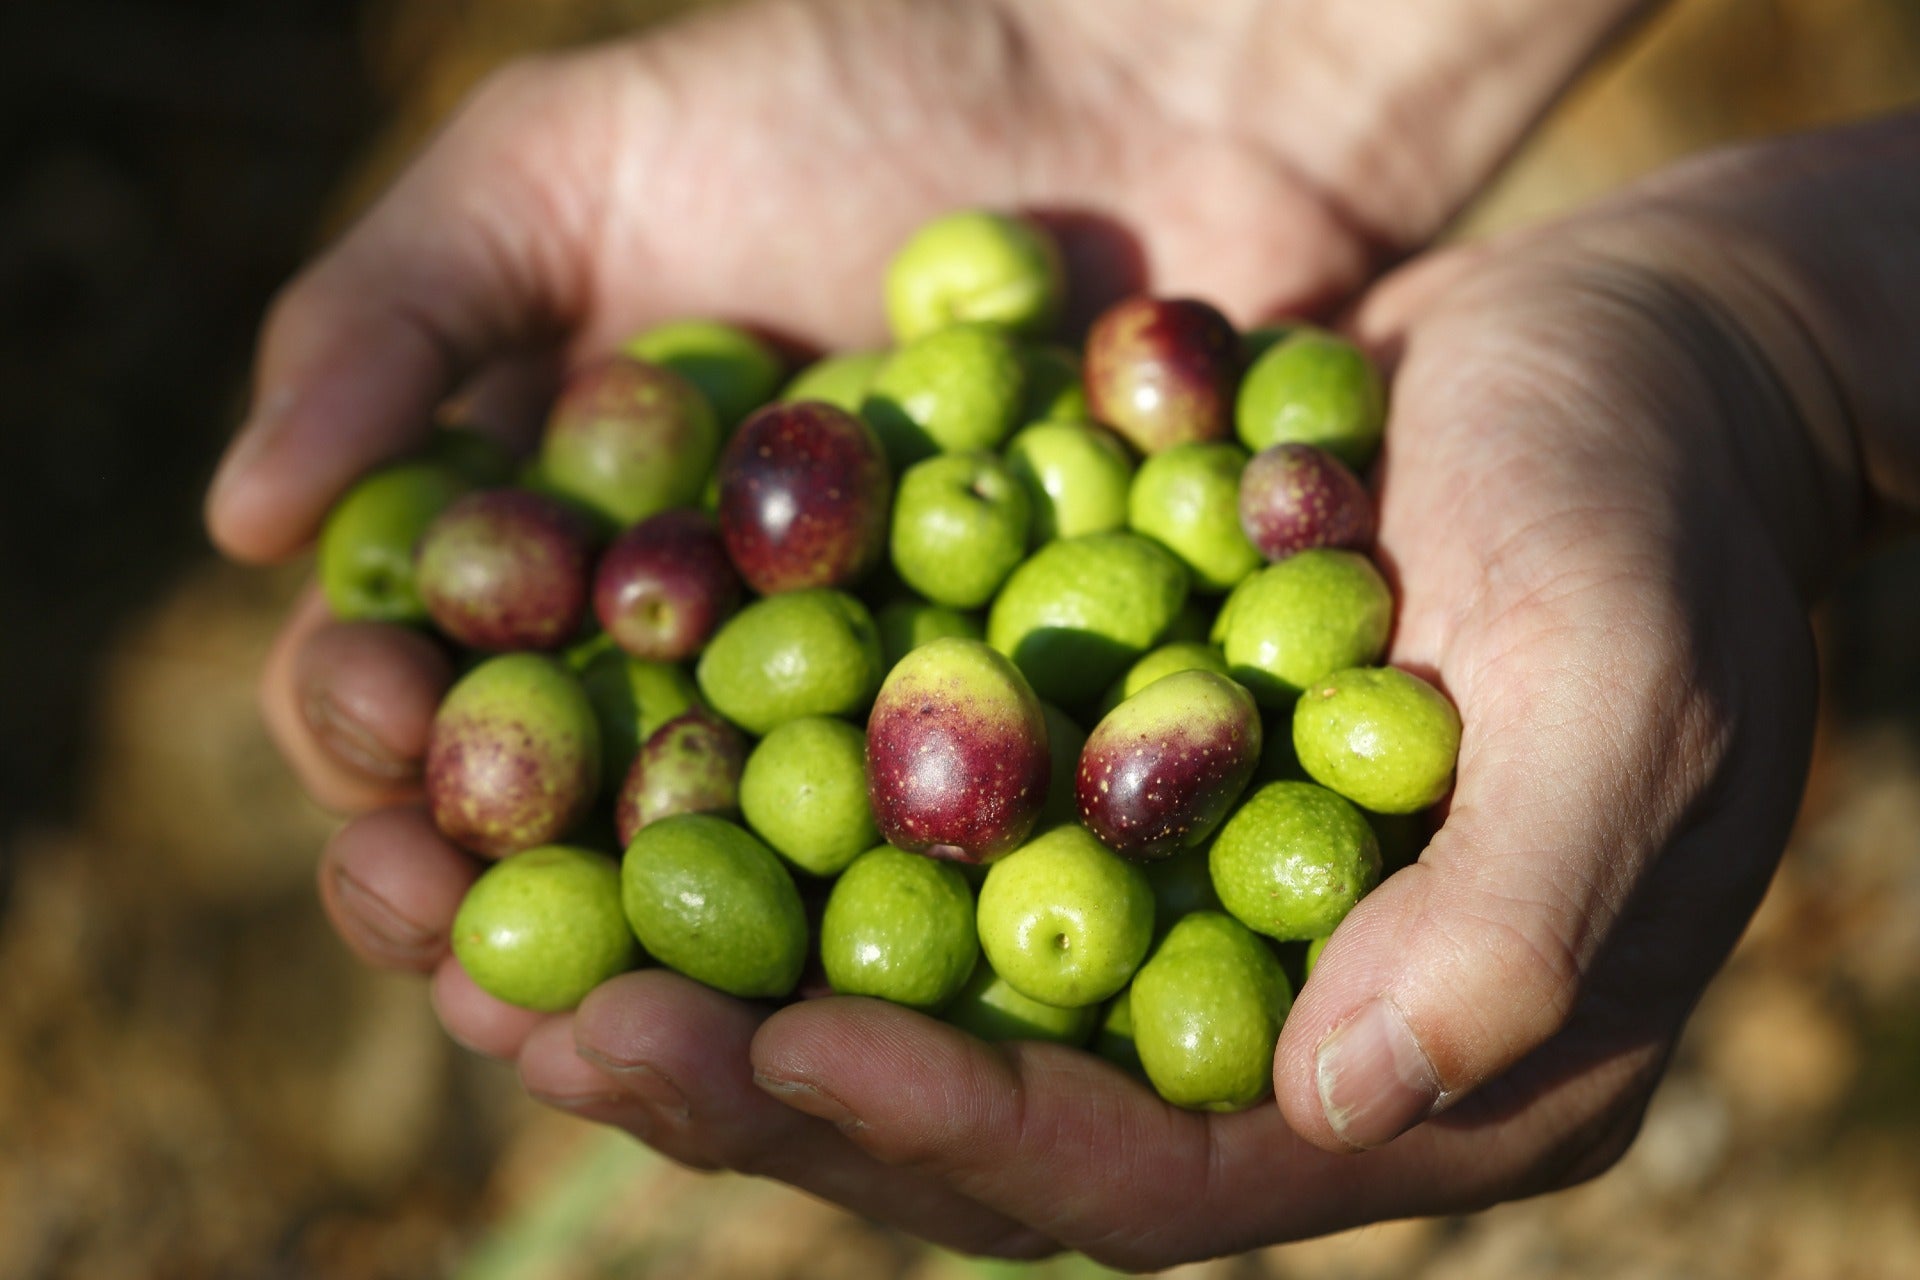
[1076,669,1261,860]
[1084,296,1239,454]
[593,510,742,661]
[613,707,748,848]
[1237,443,1374,561]
[415,488,596,651]
[865,638,1049,863]
[425,654,601,858]
[718,401,891,594]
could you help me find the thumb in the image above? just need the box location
[1274,560,1812,1152]
[205,56,601,563]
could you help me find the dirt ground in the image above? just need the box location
[2,2,1917,1277]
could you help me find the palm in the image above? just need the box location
[208,0,1394,565]
[440,1,1371,366]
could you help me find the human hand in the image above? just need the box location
[723,117,1920,1264]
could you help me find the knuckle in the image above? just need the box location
[1437,896,1587,1066]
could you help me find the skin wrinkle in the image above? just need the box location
[1382,357,1672,662]
[1021,1,1320,291]
[1246,0,1655,248]
[328,865,441,962]
[1513,204,1872,588]
[1420,675,1751,1105]
[904,9,1361,319]
[825,1021,987,1171]
[1418,973,1666,1151]
[1630,153,1896,529]
[1034,0,1245,129]
[1418,894,1584,1074]
[1380,588,1724,1085]
[1565,249,1837,596]
[1447,561,1659,757]
[1001,1054,1103,1215]
[1387,278,1747,754]
[1427,276,1773,867]
[303,689,415,781]
[826,2,1047,198]
[1286,10,1473,242]
[1460,642,1708,882]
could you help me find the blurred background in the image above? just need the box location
[2,1,1918,1276]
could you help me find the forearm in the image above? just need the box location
[1037,0,1659,248]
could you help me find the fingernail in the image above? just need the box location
[575,1048,692,1124]
[752,1073,863,1133]
[302,688,413,781]
[328,865,440,963]
[1315,998,1440,1150]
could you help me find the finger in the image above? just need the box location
[318,806,477,973]
[753,999,1219,1265]
[432,954,553,1062]
[261,586,452,814]
[206,56,599,563]
[525,974,1053,1258]
[753,995,1672,1270]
